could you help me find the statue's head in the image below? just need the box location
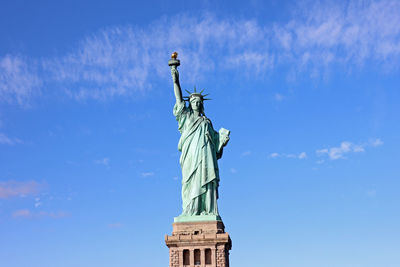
[189,95,203,112]
[184,87,210,115]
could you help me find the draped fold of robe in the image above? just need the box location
[173,101,223,216]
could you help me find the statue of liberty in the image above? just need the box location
[169,52,230,222]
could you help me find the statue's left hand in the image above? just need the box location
[222,136,230,147]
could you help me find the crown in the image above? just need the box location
[183,86,211,102]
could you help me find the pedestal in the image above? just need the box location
[165,220,232,267]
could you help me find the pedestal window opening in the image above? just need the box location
[183,249,190,265]
[205,248,212,265]
[194,249,201,265]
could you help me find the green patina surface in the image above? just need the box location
[169,54,230,221]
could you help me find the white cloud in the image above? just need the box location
[317,138,383,160]
[141,172,154,177]
[298,152,307,159]
[12,209,68,219]
[2,1,400,104]
[0,180,44,199]
[230,168,237,174]
[352,145,365,153]
[38,211,68,218]
[269,152,280,158]
[12,209,31,218]
[318,141,353,160]
[274,93,284,101]
[225,52,274,75]
[241,151,251,157]
[0,133,22,145]
[0,55,41,105]
[275,0,400,70]
[41,15,266,100]
[34,197,42,208]
[370,138,384,147]
[94,157,110,167]
[317,142,353,160]
[269,152,306,159]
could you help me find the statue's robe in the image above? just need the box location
[173,101,223,216]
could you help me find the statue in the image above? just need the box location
[169,52,230,222]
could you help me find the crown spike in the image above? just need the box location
[182,87,211,101]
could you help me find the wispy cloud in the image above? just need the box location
[370,138,384,147]
[34,197,42,208]
[0,55,41,106]
[317,142,359,160]
[12,209,68,218]
[38,211,68,218]
[269,152,307,159]
[42,15,274,100]
[12,209,31,217]
[274,0,400,71]
[94,157,110,167]
[298,152,307,159]
[141,172,154,177]
[0,180,44,199]
[274,93,284,101]
[0,133,22,145]
[1,1,400,104]
[230,168,238,174]
[241,151,251,157]
[316,138,383,160]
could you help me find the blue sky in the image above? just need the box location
[1,0,400,266]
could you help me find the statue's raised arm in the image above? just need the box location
[169,52,183,105]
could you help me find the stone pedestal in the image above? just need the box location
[165,221,232,267]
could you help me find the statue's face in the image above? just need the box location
[190,97,202,112]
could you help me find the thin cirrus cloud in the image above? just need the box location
[316,138,383,160]
[241,151,252,157]
[0,180,44,199]
[274,93,284,101]
[269,139,383,161]
[141,172,155,178]
[0,55,41,106]
[12,209,68,218]
[274,0,400,69]
[269,152,307,159]
[0,133,22,145]
[12,209,31,217]
[94,157,110,167]
[1,0,399,105]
